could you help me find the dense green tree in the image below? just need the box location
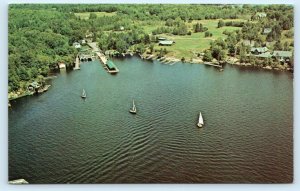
[273,40,283,50]
[203,50,213,61]
[89,13,97,19]
[217,20,225,28]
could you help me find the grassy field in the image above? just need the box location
[149,19,244,58]
[74,12,117,19]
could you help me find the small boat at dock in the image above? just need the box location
[129,99,137,114]
[81,89,86,98]
[197,112,204,127]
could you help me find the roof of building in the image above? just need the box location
[106,60,116,70]
[158,37,167,40]
[273,51,292,58]
[29,81,40,88]
[256,12,267,17]
[255,52,272,58]
[158,40,174,45]
[251,47,269,53]
[263,28,272,34]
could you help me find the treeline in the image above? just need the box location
[218,20,245,28]
[8,4,294,93]
[202,5,293,67]
[97,31,152,53]
[9,7,78,92]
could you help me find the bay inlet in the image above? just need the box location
[9,56,293,183]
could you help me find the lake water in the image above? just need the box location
[9,56,293,183]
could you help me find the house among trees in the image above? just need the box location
[81,39,86,44]
[251,47,269,55]
[273,51,292,62]
[158,40,174,46]
[242,40,255,47]
[28,81,40,91]
[85,33,93,38]
[256,12,267,19]
[73,42,81,49]
[263,28,272,35]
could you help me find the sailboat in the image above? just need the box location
[197,112,204,127]
[129,99,137,114]
[81,89,86,98]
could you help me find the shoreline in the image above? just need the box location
[8,52,293,102]
[138,53,293,72]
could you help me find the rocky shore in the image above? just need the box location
[139,52,293,72]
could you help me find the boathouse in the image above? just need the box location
[28,81,40,91]
[106,60,117,71]
[58,62,66,69]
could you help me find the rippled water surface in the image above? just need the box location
[9,57,293,183]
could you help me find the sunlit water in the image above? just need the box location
[9,56,293,183]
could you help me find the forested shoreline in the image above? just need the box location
[9,4,294,98]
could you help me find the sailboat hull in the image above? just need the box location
[81,89,86,98]
[129,109,136,114]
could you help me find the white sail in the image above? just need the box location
[129,99,137,114]
[81,89,86,98]
[197,112,204,127]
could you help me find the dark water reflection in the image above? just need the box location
[9,57,293,183]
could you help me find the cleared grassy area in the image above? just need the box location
[74,12,117,19]
[151,19,244,58]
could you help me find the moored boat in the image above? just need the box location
[129,99,137,114]
[81,89,86,98]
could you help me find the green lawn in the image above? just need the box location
[150,19,244,58]
[74,12,117,19]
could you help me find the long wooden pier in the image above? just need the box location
[74,56,80,70]
[88,42,119,74]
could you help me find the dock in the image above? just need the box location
[204,62,223,68]
[74,56,80,70]
[38,84,51,94]
[95,52,119,74]
[88,42,119,74]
